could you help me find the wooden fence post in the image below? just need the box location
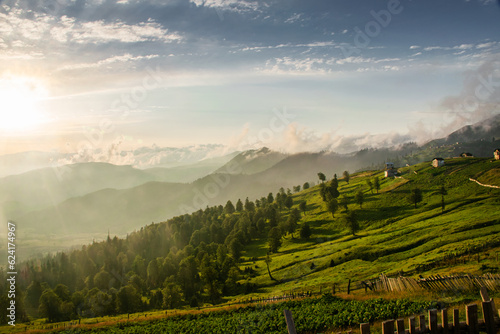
[429,309,438,334]
[396,319,405,334]
[382,320,394,334]
[480,286,498,319]
[419,314,427,333]
[441,308,448,334]
[482,300,496,334]
[453,309,460,334]
[360,323,371,334]
[466,304,478,334]
[284,310,297,334]
[408,317,416,334]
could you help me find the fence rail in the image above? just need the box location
[363,274,500,294]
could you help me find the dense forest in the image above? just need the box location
[0,187,308,324]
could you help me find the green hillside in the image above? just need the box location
[238,157,500,297]
[2,157,499,330]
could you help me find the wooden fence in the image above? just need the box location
[363,274,500,294]
[284,289,500,334]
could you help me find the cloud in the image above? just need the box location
[57,54,160,71]
[57,142,228,168]
[190,0,260,13]
[430,57,500,134]
[0,7,181,54]
[50,16,182,44]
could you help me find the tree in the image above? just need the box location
[409,188,423,208]
[436,185,447,213]
[25,281,44,311]
[264,253,276,281]
[53,284,71,302]
[339,196,349,212]
[355,190,364,208]
[300,222,312,239]
[163,282,182,309]
[326,198,338,218]
[116,285,142,315]
[373,177,380,194]
[200,254,221,304]
[299,200,307,215]
[329,174,340,198]
[343,170,350,184]
[268,227,282,253]
[224,200,235,214]
[318,172,326,183]
[284,195,294,211]
[286,208,301,238]
[244,198,255,212]
[267,192,274,204]
[303,182,310,190]
[236,199,243,212]
[366,179,373,193]
[343,210,360,236]
[39,290,62,323]
[293,185,301,193]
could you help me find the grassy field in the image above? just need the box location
[237,157,500,299]
[2,157,499,333]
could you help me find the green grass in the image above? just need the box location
[238,157,500,298]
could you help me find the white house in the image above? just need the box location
[432,158,445,168]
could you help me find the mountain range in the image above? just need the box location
[1,115,499,259]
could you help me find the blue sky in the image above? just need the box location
[0,0,499,160]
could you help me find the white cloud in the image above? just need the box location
[0,8,181,51]
[51,16,182,44]
[190,0,259,13]
[409,45,420,49]
[284,13,303,24]
[477,42,495,49]
[58,54,160,71]
[57,142,229,168]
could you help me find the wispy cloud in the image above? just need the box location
[58,54,160,71]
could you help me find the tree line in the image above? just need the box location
[2,188,310,324]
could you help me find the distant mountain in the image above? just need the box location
[0,151,72,178]
[215,147,288,175]
[443,114,500,145]
[0,163,159,215]
[17,181,190,236]
[145,151,240,183]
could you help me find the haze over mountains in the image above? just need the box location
[1,115,499,259]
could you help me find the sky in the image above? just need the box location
[0,0,499,164]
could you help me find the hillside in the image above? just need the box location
[240,157,500,297]
[6,157,499,328]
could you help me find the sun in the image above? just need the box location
[0,77,49,134]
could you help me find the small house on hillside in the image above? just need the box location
[460,152,473,158]
[384,162,397,178]
[432,158,445,168]
[494,149,500,160]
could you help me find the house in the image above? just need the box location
[384,162,397,177]
[460,152,473,158]
[494,149,500,160]
[432,158,445,168]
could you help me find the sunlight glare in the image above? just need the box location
[0,77,49,134]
